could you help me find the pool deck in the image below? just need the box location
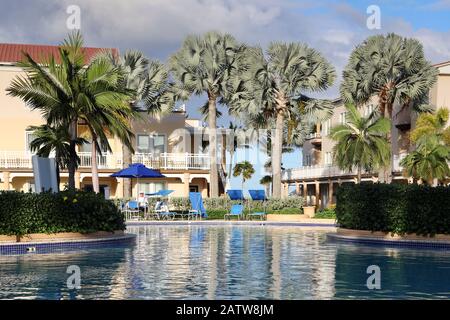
[126,218,336,227]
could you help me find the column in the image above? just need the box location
[75,171,81,189]
[2,171,10,190]
[183,173,190,197]
[295,182,300,195]
[315,181,320,209]
[328,180,334,208]
[116,178,124,198]
[283,183,289,198]
[302,182,307,198]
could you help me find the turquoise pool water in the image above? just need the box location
[1,225,450,299]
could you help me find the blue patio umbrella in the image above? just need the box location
[111,163,165,198]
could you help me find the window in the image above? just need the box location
[322,119,332,136]
[339,112,347,125]
[80,139,107,153]
[325,152,333,165]
[25,131,37,152]
[137,134,166,154]
[137,182,166,195]
[304,154,312,166]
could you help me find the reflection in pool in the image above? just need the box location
[0,225,450,299]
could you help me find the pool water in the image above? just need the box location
[1,225,450,299]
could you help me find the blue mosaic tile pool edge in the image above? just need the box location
[0,234,136,256]
[126,221,337,227]
[327,232,450,250]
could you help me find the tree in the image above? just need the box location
[169,31,246,197]
[340,33,439,183]
[102,50,173,198]
[259,175,272,197]
[229,44,335,197]
[400,137,449,184]
[233,161,255,191]
[8,32,138,193]
[27,124,87,188]
[330,104,391,183]
[401,107,450,184]
[7,32,87,189]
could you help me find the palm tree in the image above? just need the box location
[229,44,335,197]
[330,104,391,183]
[27,124,87,188]
[340,33,439,183]
[96,50,173,197]
[233,161,255,191]
[7,32,86,189]
[259,175,272,197]
[77,55,135,193]
[400,137,449,184]
[169,31,246,198]
[401,107,450,184]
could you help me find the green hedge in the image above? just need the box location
[0,191,125,236]
[336,184,450,236]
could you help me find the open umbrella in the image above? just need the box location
[111,163,165,199]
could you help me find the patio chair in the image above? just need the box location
[125,200,140,221]
[188,192,207,220]
[224,204,244,220]
[247,189,267,220]
[154,200,175,220]
[226,189,245,201]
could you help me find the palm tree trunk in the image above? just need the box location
[122,144,132,198]
[67,119,78,190]
[272,111,284,198]
[227,150,234,191]
[379,97,393,183]
[91,133,100,193]
[357,166,362,184]
[208,92,219,198]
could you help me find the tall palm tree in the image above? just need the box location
[102,50,173,198]
[7,32,86,189]
[229,44,335,197]
[340,33,439,183]
[27,124,87,188]
[330,104,391,183]
[233,161,255,191]
[77,55,135,193]
[169,31,246,198]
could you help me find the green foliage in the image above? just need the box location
[315,208,336,219]
[336,184,450,236]
[0,191,125,236]
[401,107,450,183]
[330,104,391,182]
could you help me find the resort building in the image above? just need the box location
[0,43,213,198]
[282,60,450,209]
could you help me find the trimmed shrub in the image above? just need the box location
[315,208,336,219]
[336,184,450,236]
[0,190,125,236]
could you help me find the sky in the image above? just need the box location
[1,0,449,192]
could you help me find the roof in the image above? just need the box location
[433,60,450,69]
[0,43,118,65]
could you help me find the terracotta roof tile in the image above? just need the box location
[0,43,118,65]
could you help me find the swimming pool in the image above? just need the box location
[1,225,450,299]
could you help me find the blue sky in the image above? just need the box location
[0,0,449,191]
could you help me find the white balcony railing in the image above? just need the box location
[282,155,406,181]
[305,132,322,140]
[132,153,210,170]
[0,151,210,171]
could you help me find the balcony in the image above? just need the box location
[0,151,210,171]
[282,155,406,181]
[132,153,210,170]
[305,132,322,146]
